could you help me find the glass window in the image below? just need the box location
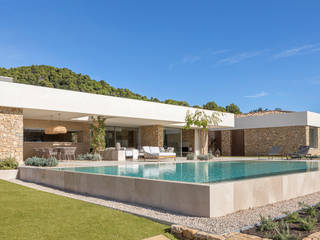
[105,126,138,148]
[163,128,182,157]
[309,127,318,148]
[24,128,82,143]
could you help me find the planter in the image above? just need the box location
[0,169,18,180]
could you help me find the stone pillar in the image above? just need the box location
[0,107,23,162]
[221,130,231,156]
[182,129,195,152]
[140,125,163,147]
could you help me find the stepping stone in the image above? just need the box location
[143,234,170,240]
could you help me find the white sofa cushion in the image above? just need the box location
[142,146,151,153]
[159,152,176,157]
[150,147,160,154]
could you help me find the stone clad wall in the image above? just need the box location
[221,130,231,156]
[182,129,194,152]
[244,126,308,156]
[140,125,163,147]
[0,107,23,162]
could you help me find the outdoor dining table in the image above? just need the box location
[33,146,77,160]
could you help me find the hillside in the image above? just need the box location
[0,65,240,113]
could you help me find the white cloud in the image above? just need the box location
[215,50,266,65]
[169,54,201,70]
[181,55,201,64]
[273,44,320,58]
[245,91,268,98]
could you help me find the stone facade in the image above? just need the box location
[0,107,23,162]
[23,119,91,159]
[182,129,194,152]
[221,130,232,156]
[140,125,163,147]
[244,126,308,156]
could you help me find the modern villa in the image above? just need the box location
[2,76,320,218]
[1,77,320,162]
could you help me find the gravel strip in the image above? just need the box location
[8,179,320,235]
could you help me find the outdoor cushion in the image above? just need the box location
[150,147,160,154]
[142,146,150,153]
[159,152,176,157]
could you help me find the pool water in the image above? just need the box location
[59,161,320,184]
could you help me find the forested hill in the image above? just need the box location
[0,65,241,113]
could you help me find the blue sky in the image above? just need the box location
[1,0,320,113]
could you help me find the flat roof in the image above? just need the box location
[213,111,320,130]
[0,81,234,128]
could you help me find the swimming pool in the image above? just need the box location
[59,160,319,184]
[20,160,320,217]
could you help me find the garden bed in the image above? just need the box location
[242,203,320,240]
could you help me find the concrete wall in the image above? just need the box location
[140,125,163,147]
[210,169,320,217]
[0,107,23,162]
[23,119,90,159]
[19,165,320,217]
[19,167,211,217]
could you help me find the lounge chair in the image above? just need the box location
[267,146,282,159]
[286,146,312,160]
[142,146,176,161]
[258,146,283,159]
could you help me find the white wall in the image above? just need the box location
[307,111,320,127]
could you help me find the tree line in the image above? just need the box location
[0,65,241,114]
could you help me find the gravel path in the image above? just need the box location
[9,179,320,235]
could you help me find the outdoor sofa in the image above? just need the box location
[142,146,176,161]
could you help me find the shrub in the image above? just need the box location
[197,154,209,160]
[284,211,300,223]
[77,153,101,161]
[259,215,278,232]
[197,154,214,160]
[0,157,19,170]
[186,153,194,160]
[25,157,58,167]
[274,220,297,240]
[299,203,317,217]
[298,216,317,231]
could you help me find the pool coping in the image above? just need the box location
[55,159,320,185]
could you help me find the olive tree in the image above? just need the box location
[185,110,221,154]
[91,116,106,153]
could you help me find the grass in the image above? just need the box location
[0,180,175,240]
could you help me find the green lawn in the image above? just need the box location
[0,180,174,240]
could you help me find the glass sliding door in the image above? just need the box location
[105,126,116,147]
[115,127,138,148]
[163,128,182,157]
[105,126,139,148]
